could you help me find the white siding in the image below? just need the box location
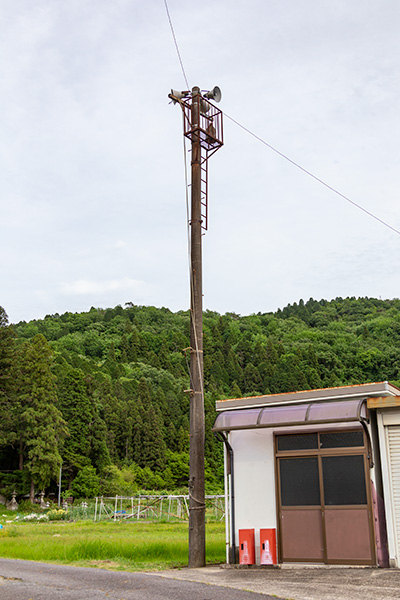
[387,425,400,563]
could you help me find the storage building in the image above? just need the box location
[213,382,400,567]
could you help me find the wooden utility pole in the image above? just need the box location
[168,84,223,569]
[188,86,206,568]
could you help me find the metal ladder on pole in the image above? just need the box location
[200,155,208,232]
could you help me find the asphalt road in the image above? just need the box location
[158,564,400,600]
[0,559,277,600]
[3,558,400,600]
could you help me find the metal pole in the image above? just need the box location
[188,85,206,568]
[58,465,62,507]
[223,444,230,563]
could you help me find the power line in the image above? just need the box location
[163,0,400,238]
[224,112,400,237]
[163,0,190,90]
[164,1,204,402]
[182,130,204,400]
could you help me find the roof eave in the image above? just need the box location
[216,382,400,412]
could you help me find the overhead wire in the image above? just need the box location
[183,114,205,403]
[164,0,204,400]
[224,112,400,237]
[163,0,400,238]
[182,118,205,510]
[163,0,400,404]
[182,131,198,396]
[163,0,190,90]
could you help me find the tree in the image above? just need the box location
[141,405,166,471]
[17,335,67,500]
[127,329,140,362]
[0,306,14,388]
[11,295,400,500]
[243,363,262,395]
[90,407,111,472]
[163,450,189,487]
[57,368,93,483]
[230,381,242,398]
[0,307,18,448]
[70,465,100,499]
[103,342,122,379]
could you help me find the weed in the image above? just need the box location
[1,527,21,537]
[0,521,225,570]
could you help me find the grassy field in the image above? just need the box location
[0,519,226,571]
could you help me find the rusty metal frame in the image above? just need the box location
[179,97,224,153]
[170,93,223,232]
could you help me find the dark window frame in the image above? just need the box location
[275,429,366,455]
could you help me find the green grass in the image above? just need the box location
[0,520,225,571]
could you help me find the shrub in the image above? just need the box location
[100,465,138,496]
[129,464,166,491]
[70,466,100,499]
[17,500,37,513]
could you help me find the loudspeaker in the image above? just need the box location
[200,98,211,114]
[204,86,222,103]
[170,89,189,104]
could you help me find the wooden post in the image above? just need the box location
[188,85,206,568]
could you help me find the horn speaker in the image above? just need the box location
[204,86,222,103]
[170,89,189,104]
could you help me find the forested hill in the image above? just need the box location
[1,296,400,500]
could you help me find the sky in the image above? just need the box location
[1,0,400,324]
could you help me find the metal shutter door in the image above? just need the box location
[387,425,400,557]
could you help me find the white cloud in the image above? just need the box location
[60,278,147,296]
[113,240,128,249]
[1,0,400,323]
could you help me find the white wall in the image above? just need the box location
[230,428,276,563]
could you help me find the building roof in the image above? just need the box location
[215,381,400,412]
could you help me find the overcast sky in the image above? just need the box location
[1,0,400,324]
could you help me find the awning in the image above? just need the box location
[212,398,368,432]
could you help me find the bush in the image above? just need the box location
[133,466,165,491]
[17,500,37,513]
[70,466,100,499]
[100,465,137,496]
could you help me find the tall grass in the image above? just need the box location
[0,521,225,570]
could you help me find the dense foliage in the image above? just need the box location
[1,296,400,499]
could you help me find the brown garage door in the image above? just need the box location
[276,430,375,565]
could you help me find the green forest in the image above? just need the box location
[1,296,400,502]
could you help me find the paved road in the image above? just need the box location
[0,559,277,600]
[158,564,400,600]
[3,558,400,600]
